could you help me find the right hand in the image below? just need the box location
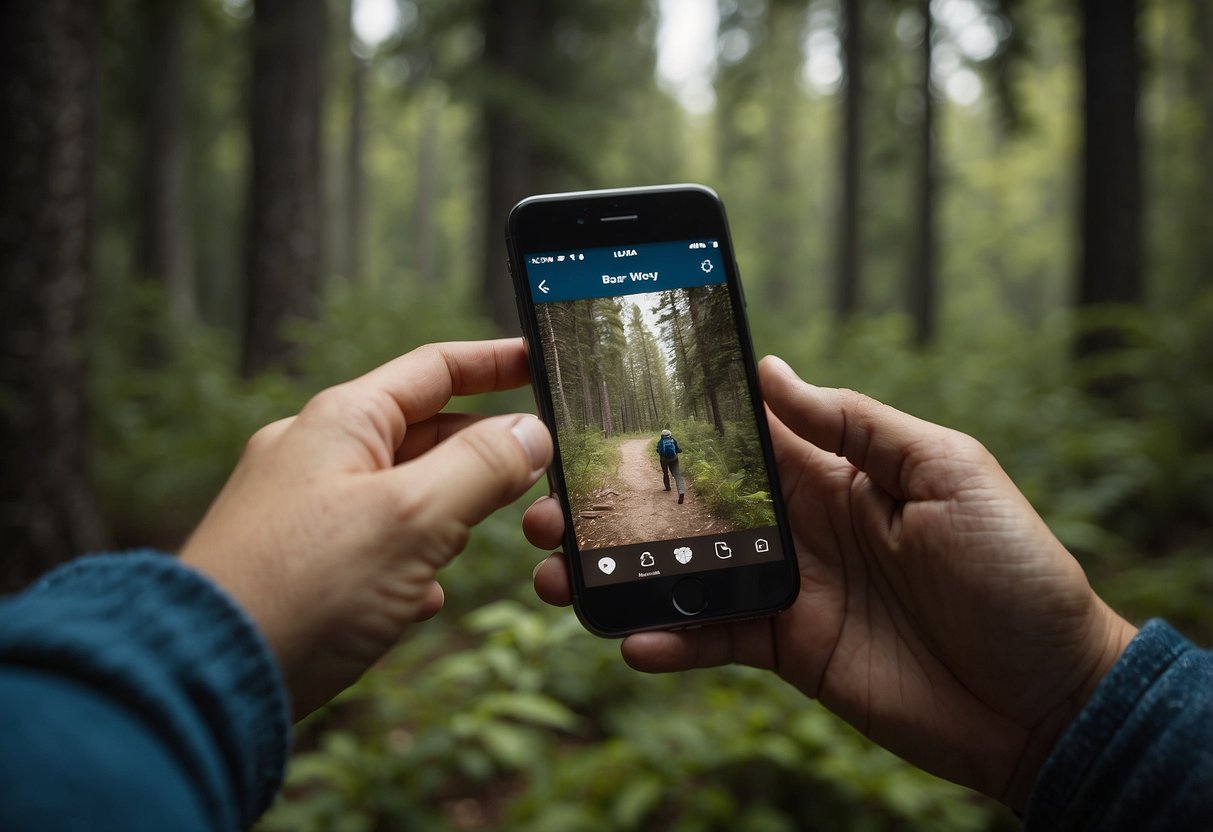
[525,355,1136,809]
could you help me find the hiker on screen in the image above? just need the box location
[656,429,685,504]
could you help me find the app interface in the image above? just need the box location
[524,239,784,588]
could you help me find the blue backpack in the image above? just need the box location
[658,436,677,459]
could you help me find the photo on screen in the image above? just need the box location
[535,282,777,552]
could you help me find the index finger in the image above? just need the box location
[353,339,531,425]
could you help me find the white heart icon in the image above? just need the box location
[598,557,616,575]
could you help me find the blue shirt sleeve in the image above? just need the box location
[0,552,291,831]
[1024,618,1213,830]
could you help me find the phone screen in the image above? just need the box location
[520,238,786,589]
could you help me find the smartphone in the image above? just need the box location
[506,184,799,636]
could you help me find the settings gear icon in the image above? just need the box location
[700,259,714,273]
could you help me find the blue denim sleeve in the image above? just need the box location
[1024,619,1213,830]
[0,552,291,831]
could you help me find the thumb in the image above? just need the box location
[759,355,945,500]
[385,414,552,531]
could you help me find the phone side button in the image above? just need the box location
[671,578,708,616]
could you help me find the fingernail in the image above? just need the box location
[532,559,546,580]
[511,415,550,473]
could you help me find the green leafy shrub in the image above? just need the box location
[560,428,619,511]
[673,418,775,528]
[259,600,1008,832]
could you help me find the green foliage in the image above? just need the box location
[559,429,619,512]
[674,418,776,529]
[86,2,1213,829]
[90,289,307,545]
[259,599,1006,832]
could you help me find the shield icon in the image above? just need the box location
[674,546,692,564]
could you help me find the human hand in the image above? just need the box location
[181,340,551,718]
[524,355,1135,809]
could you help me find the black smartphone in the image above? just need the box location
[506,184,799,636]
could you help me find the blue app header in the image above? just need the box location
[522,239,725,304]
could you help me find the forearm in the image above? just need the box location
[0,552,290,831]
[1024,619,1213,830]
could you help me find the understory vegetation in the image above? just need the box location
[87,284,1213,832]
[675,417,776,530]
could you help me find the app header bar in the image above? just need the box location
[522,239,725,304]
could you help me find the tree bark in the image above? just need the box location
[137,0,195,326]
[1075,0,1142,356]
[1194,0,1213,288]
[687,294,724,436]
[586,300,613,437]
[345,52,368,283]
[242,0,326,376]
[908,0,937,347]
[763,0,801,307]
[413,90,442,285]
[0,0,108,591]
[834,0,863,322]
[479,0,544,331]
[543,304,573,432]
[665,292,697,418]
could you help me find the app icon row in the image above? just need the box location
[597,538,768,575]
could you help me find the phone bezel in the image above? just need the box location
[506,184,799,637]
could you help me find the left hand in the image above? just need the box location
[181,340,551,718]
[522,356,1132,809]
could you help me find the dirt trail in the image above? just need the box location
[573,436,727,550]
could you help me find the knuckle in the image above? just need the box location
[386,484,427,529]
[303,384,357,421]
[460,425,528,480]
[431,519,471,558]
[838,387,884,418]
[244,420,284,456]
[949,430,994,464]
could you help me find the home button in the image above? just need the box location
[672,578,708,616]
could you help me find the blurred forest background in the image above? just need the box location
[2,0,1212,829]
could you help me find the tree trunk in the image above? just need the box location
[1195,0,1213,288]
[640,333,659,425]
[479,0,543,331]
[586,300,613,437]
[137,0,195,326]
[345,52,368,283]
[572,301,594,428]
[0,0,108,592]
[242,0,326,376]
[666,292,697,418]
[413,90,442,285]
[543,304,573,432]
[763,0,801,307]
[908,0,937,347]
[1075,0,1142,356]
[834,0,863,322]
[688,294,724,436]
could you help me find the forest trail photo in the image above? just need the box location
[573,436,727,551]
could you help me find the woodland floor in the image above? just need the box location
[572,436,729,550]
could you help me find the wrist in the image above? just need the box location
[1002,598,1137,809]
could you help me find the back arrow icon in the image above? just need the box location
[538,280,550,294]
